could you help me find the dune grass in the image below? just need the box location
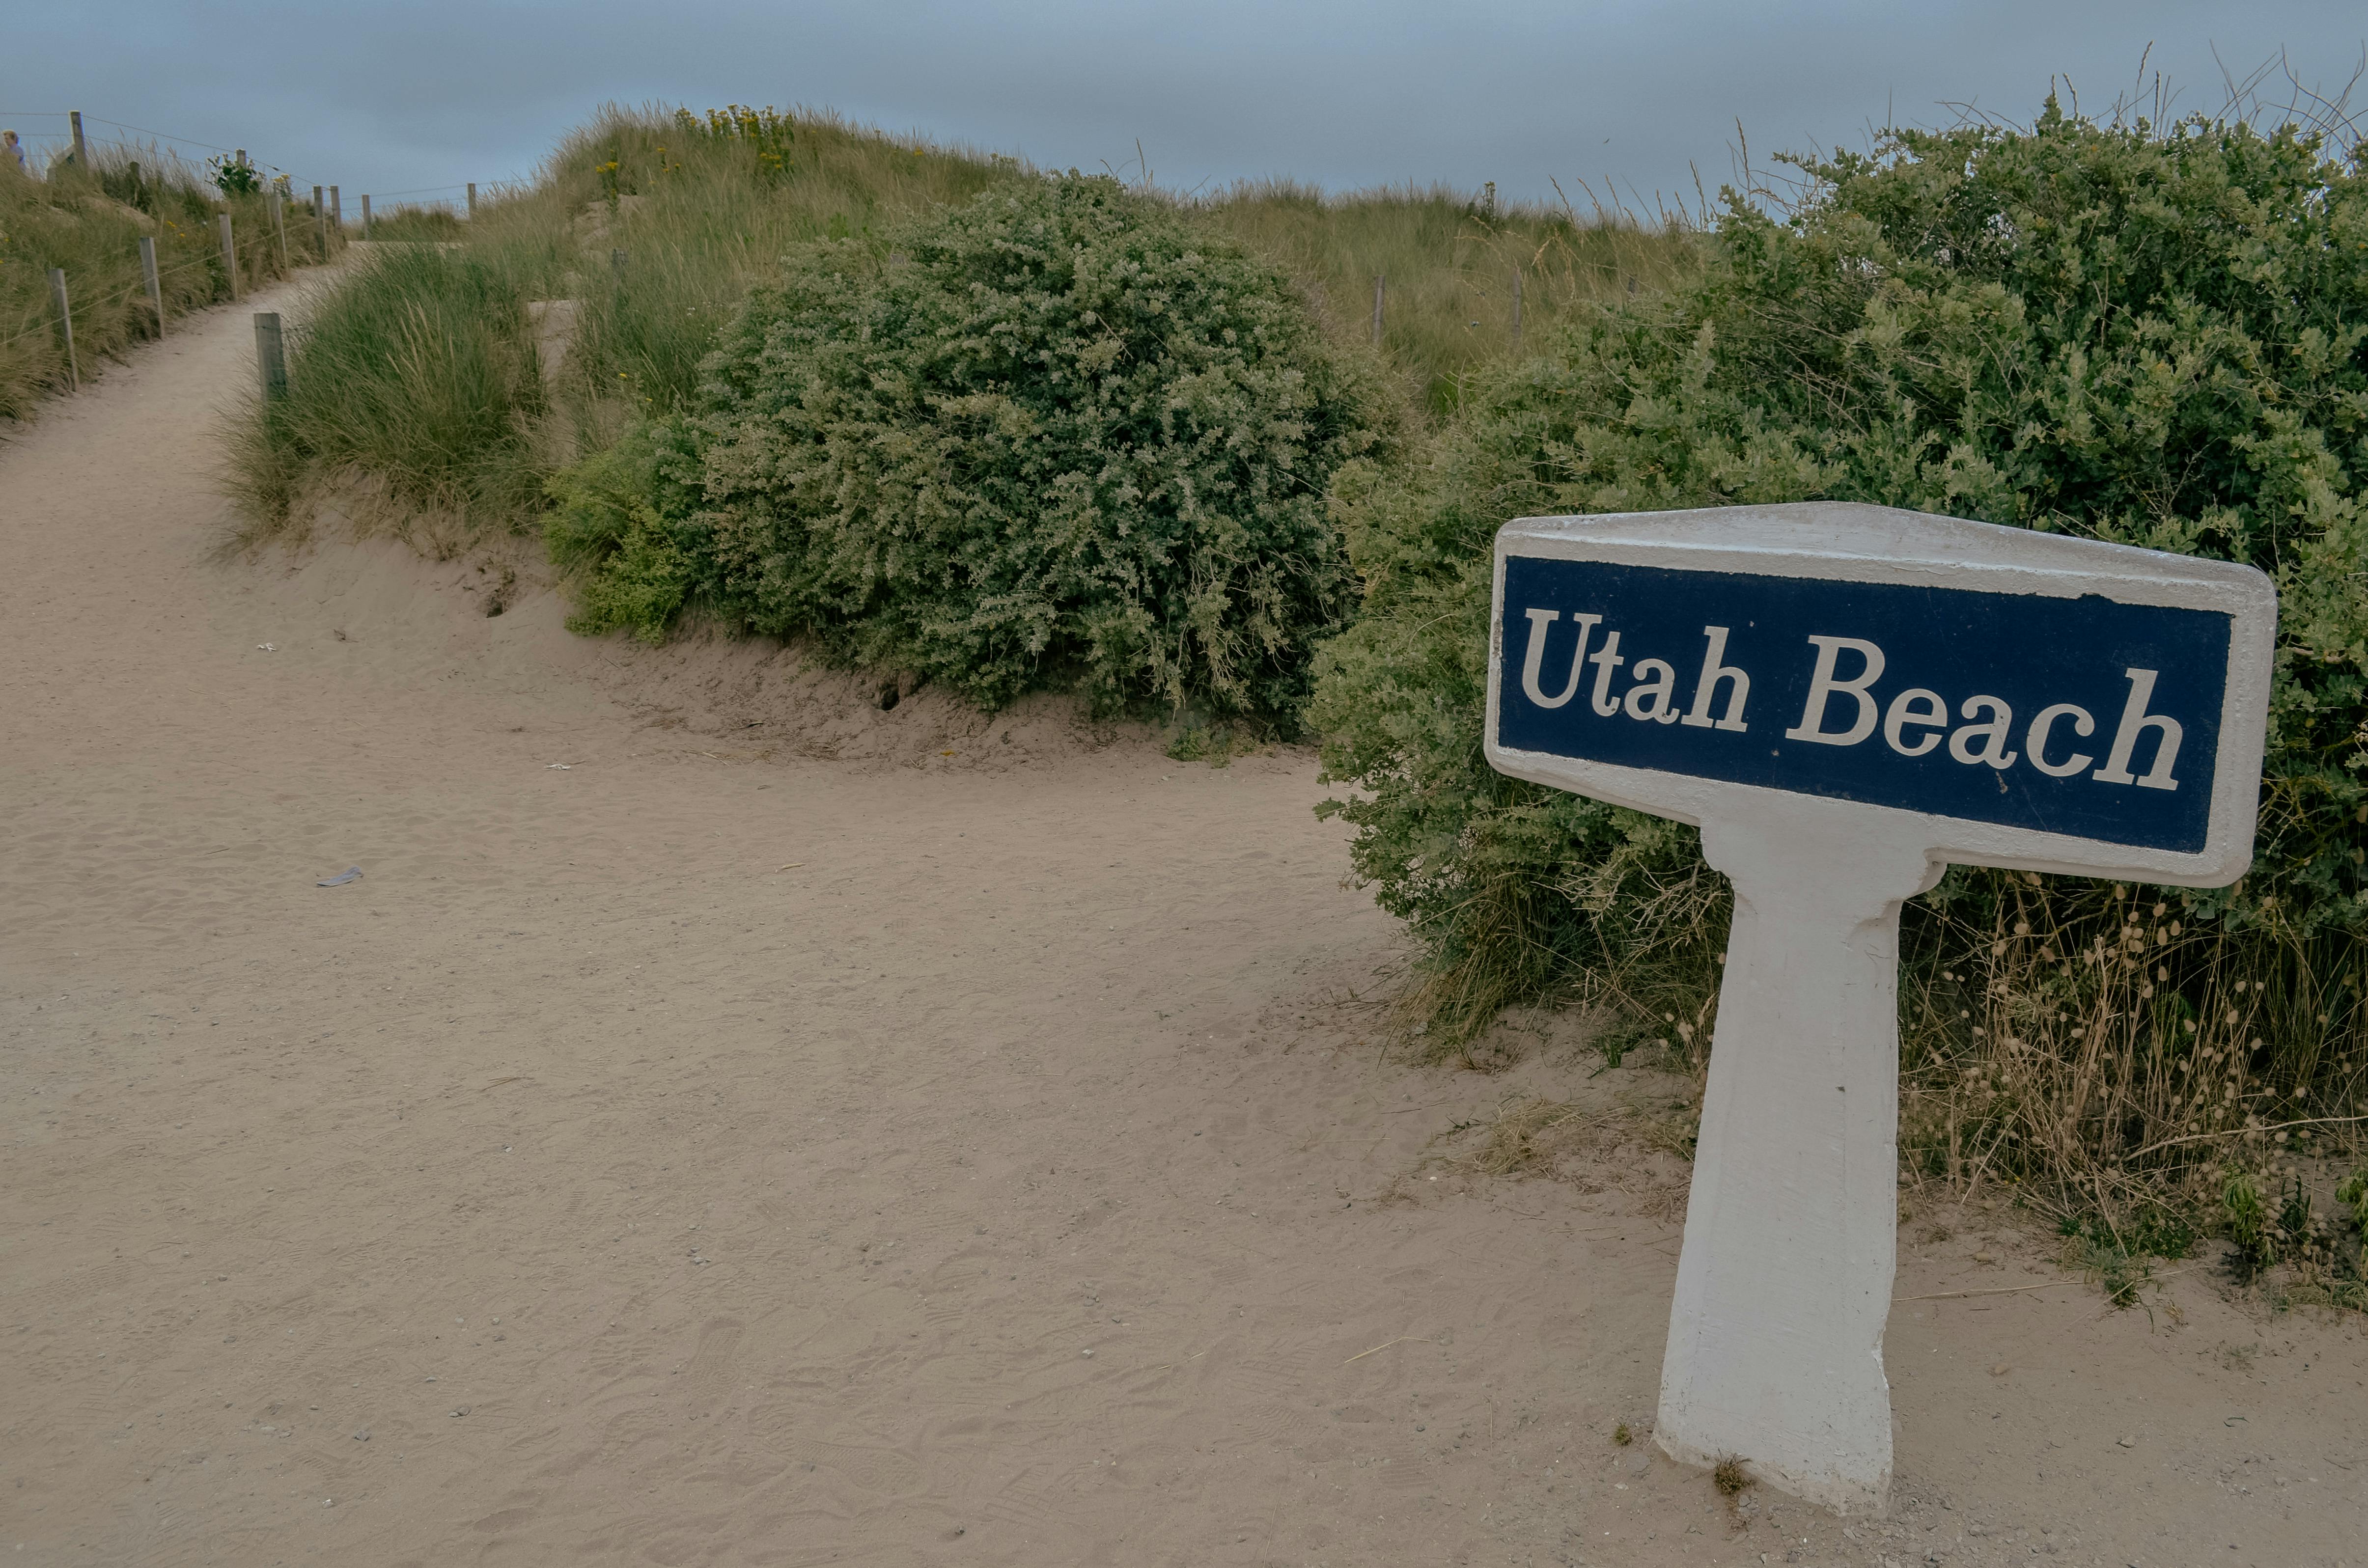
[2,141,326,421]
[1896,880,2368,1305]
[359,206,467,241]
[1203,178,1693,412]
[226,107,1027,539]
[225,239,550,533]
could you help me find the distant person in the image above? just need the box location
[1,130,26,175]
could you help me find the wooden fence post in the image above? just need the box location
[467,182,477,219]
[1511,268,1523,346]
[1371,273,1385,346]
[329,186,341,229]
[49,269,78,392]
[361,194,372,237]
[254,313,289,401]
[139,236,164,334]
[69,111,86,165]
[313,186,327,257]
[271,192,288,268]
[218,213,238,301]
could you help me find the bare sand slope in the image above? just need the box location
[2,280,2363,1568]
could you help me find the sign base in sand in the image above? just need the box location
[1486,502,2275,1512]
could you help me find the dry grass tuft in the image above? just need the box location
[1418,1094,1616,1184]
[1711,1457,1752,1497]
[1462,1095,1614,1178]
[1409,869,2366,1306]
[1416,1081,1700,1222]
[1897,881,2368,1261]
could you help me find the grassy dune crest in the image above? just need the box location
[227,106,1693,537]
[226,107,1028,538]
[1312,99,2368,1263]
[228,104,1688,705]
[1208,177,1691,410]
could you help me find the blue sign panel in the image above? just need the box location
[1497,557,2233,853]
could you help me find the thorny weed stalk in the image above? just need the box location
[1896,873,2368,1290]
[1406,853,2367,1304]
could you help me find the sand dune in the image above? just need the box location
[2,276,2362,1567]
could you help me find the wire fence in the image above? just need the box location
[0,249,231,353]
[4,108,313,188]
[5,107,520,407]
[1,107,522,216]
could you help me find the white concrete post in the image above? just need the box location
[1484,500,2279,1517]
[1657,800,1940,1511]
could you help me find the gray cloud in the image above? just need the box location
[10,1,2362,213]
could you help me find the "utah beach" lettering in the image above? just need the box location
[1516,610,2184,792]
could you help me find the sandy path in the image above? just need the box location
[2,281,2363,1568]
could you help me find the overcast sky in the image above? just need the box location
[8,2,2364,212]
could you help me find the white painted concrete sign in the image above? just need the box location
[1484,501,2276,1512]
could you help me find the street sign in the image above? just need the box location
[1485,502,2275,1512]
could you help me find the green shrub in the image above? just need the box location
[208,152,262,197]
[2340,1169,2368,1233]
[567,174,1388,718]
[2221,1170,2277,1275]
[543,424,692,640]
[1311,98,2368,1201]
